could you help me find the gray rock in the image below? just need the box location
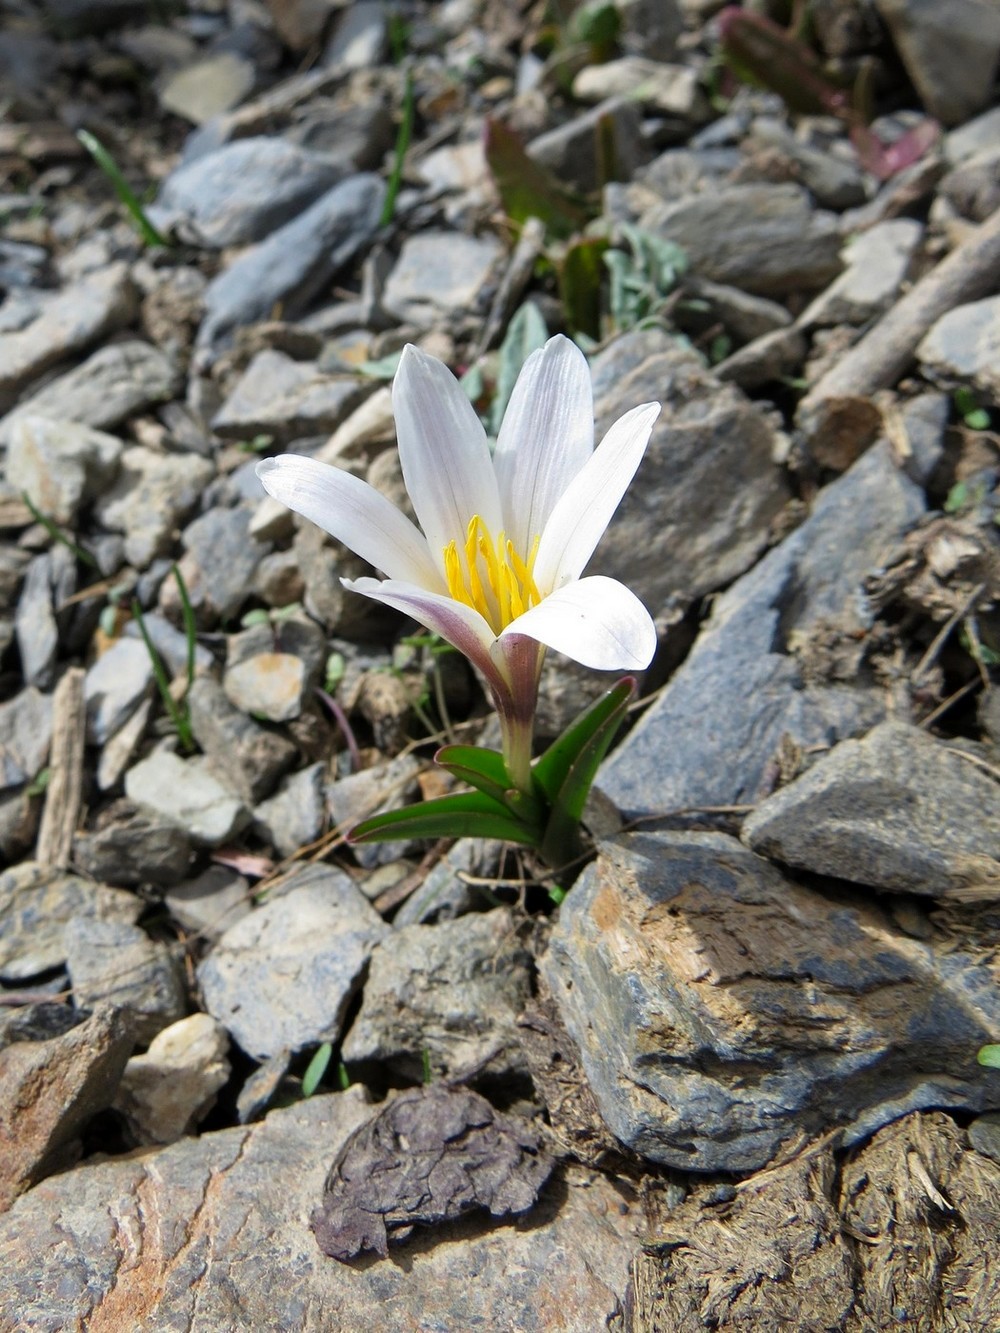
[72,808,193,889]
[157,52,256,125]
[177,506,265,622]
[641,183,842,296]
[84,637,154,746]
[714,325,808,389]
[125,751,251,848]
[542,831,1000,1172]
[164,865,251,941]
[327,754,421,868]
[151,137,345,248]
[800,219,924,328]
[0,264,135,404]
[96,698,153,793]
[0,862,140,982]
[601,441,925,814]
[743,721,1000,898]
[0,687,52,790]
[14,554,59,690]
[64,917,185,1045]
[874,0,1000,126]
[588,327,790,614]
[945,104,1000,166]
[393,836,504,926]
[112,1013,230,1145]
[323,0,387,69]
[572,59,708,121]
[342,908,533,1081]
[121,611,214,678]
[198,863,389,1059]
[6,416,123,526]
[0,341,178,446]
[187,675,297,805]
[197,174,385,353]
[94,445,214,569]
[939,145,1000,223]
[0,786,41,866]
[382,231,506,324]
[211,349,369,443]
[747,117,867,210]
[0,1006,135,1212]
[223,652,308,722]
[0,547,30,611]
[677,276,792,346]
[253,761,326,856]
[916,294,1000,396]
[529,97,645,195]
[0,1092,639,1332]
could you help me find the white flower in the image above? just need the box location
[256,334,659,788]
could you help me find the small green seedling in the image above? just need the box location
[76,129,170,248]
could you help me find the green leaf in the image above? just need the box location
[350,790,540,846]
[533,678,635,804]
[484,117,594,241]
[490,301,550,434]
[436,744,546,828]
[302,1042,333,1097]
[380,66,415,226]
[978,1044,1000,1069]
[559,236,609,340]
[76,129,170,249]
[717,7,851,119]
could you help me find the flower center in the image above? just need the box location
[443,515,542,635]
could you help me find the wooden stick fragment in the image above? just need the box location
[36,667,86,869]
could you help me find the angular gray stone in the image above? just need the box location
[64,917,185,1045]
[177,506,265,622]
[678,276,793,346]
[528,97,644,195]
[84,637,154,745]
[198,863,389,1059]
[13,554,59,689]
[223,652,308,722]
[187,674,297,805]
[211,349,369,443]
[198,174,385,353]
[0,862,140,982]
[253,761,326,857]
[94,445,214,569]
[0,341,178,446]
[341,908,533,1081]
[0,264,135,402]
[641,184,842,296]
[874,0,1000,126]
[542,831,1000,1172]
[151,137,345,248]
[0,1006,135,1212]
[382,231,505,324]
[916,294,1000,396]
[72,807,193,889]
[164,865,251,941]
[743,721,1000,898]
[572,58,708,122]
[800,219,924,328]
[588,327,790,614]
[158,51,256,125]
[601,442,925,814]
[747,116,866,210]
[393,836,503,926]
[0,1091,639,1332]
[0,687,52,791]
[6,416,123,525]
[125,751,251,848]
[112,1013,230,1145]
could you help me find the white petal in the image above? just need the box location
[256,455,442,588]
[533,401,660,590]
[392,345,502,567]
[342,576,508,693]
[493,335,594,554]
[500,576,656,671]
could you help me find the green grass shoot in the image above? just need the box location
[21,492,99,568]
[380,67,414,227]
[76,129,170,249]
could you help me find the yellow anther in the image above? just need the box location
[443,516,541,634]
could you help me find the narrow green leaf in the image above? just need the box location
[21,492,98,568]
[559,236,609,340]
[350,790,540,846]
[436,744,546,828]
[76,129,170,248]
[171,563,197,696]
[484,117,594,241]
[380,67,414,227]
[302,1042,333,1097]
[534,677,635,803]
[978,1044,1000,1070]
[132,599,194,752]
[717,7,850,119]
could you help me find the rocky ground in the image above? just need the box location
[2,0,1000,1327]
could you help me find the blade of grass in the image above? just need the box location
[76,129,170,249]
[132,598,195,751]
[302,1042,333,1097]
[380,67,414,227]
[171,563,197,696]
[21,492,99,568]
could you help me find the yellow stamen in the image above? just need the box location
[443,516,542,634]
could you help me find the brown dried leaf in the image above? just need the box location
[310,1083,553,1262]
